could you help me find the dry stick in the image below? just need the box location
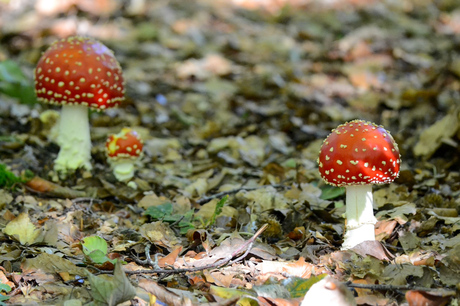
[196,184,287,205]
[131,243,163,270]
[125,224,269,275]
[72,197,103,204]
[347,283,454,293]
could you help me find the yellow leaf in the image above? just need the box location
[3,212,41,245]
[209,285,253,299]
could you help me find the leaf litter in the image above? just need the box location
[0,0,460,305]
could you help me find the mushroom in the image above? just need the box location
[318,120,400,250]
[106,128,143,182]
[34,36,125,175]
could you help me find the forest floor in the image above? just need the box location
[0,0,460,305]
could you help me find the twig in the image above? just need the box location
[347,283,454,293]
[124,224,268,275]
[71,197,103,204]
[228,240,255,266]
[71,197,103,214]
[196,184,287,205]
[130,243,162,269]
[169,215,184,227]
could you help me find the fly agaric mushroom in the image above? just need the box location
[318,120,400,250]
[34,36,125,174]
[106,128,143,182]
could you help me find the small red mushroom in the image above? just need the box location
[318,120,400,249]
[106,128,143,182]
[34,36,124,174]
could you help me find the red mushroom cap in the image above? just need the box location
[318,120,400,187]
[34,36,124,110]
[106,128,143,160]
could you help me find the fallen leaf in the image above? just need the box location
[86,261,136,306]
[158,246,182,268]
[257,257,316,279]
[405,290,453,306]
[22,253,87,276]
[258,296,302,306]
[383,264,424,286]
[25,176,86,199]
[350,241,395,261]
[413,109,459,158]
[3,212,42,245]
[139,221,180,252]
[375,220,397,241]
[139,278,194,306]
[0,269,14,289]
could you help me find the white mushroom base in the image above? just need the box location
[342,184,377,250]
[54,104,92,174]
[109,159,136,182]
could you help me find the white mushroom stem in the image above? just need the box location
[342,184,377,250]
[54,104,92,174]
[108,159,136,182]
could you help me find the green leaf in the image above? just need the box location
[0,295,10,305]
[82,236,108,255]
[282,158,297,168]
[0,164,23,190]
[86,260,136,306]
[87,249,114,265]
[209,285,254,299]
[144,203,173,220]
[178,209,195,234]
[207,195,227,227]
[0,60,27,83]
[0,283,11,293]
[320,185,345,200]
[145,204,196,234]
[0,60,36,105]
[282,274,328,298]
[82,236,116,265]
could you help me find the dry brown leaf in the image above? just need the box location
[258,296,302,306]
[203,270,234,287]
[22,253,87,276]
[137,193,171,210]
[0,269,15,289]
[348,69,382,91]
[25,176,86,199]
[405,290,453,306]
[350,241,395,261]
[413,109,459,158]
[35,0,74,15]
[76,0,121,16]
[375,220,397,241]
[176,54,232,80]
[138,279,194,306]
[139,222,180,252]
[257,257,315,278]
[158,246,182,268]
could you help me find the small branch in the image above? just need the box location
[130,243,165,270]
[347,283,454,293]
[71,197,103,214]
[169,215,184,227]
[125,224,268,275]
[72,197,103,204]
[196,184,287,205]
